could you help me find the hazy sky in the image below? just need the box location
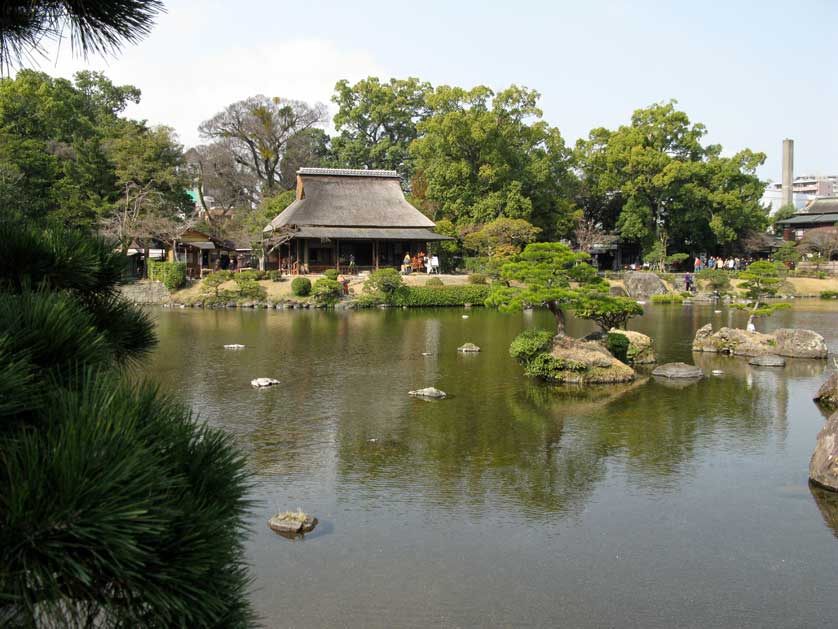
[36,0,838,182]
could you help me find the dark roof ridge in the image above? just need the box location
[297,167,400,178]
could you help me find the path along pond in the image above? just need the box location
[149,301,838,628]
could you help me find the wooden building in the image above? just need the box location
[167,228,237,278]
[262,168,452,273]
[776,197,838,241]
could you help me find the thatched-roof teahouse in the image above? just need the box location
[263,168,452,273]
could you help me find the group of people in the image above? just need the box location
[401,251,440,275]
[693,256,753,272]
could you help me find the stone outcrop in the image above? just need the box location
[409,387,447,399]
[609,285,627,297]
[809,410,838,492]
[268,511,317,536]
[541,336,635,385]
[652,362,704,379]
[815,372,838,409]
[623,272,668,298]
[692,324,828,359]
[748,355,786,367]
[608,329,657,364]
[118,280,171,304]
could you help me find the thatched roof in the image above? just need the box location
[263,168,437,234]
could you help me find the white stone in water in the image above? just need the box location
[462,315,469,319]
[224,344,246,349]
[251,377,280,388]
[712,369,724,376]
[636,300,646,305]
[457,343,481,353]
[714,310,722,314]
[409,387,447,399]
[421,352,432,356]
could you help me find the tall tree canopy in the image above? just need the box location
[198,95,327,197]
[331,77,431,181]
[573,101,768,256]
[410,85,578,239]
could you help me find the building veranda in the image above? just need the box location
[262,168,453,274]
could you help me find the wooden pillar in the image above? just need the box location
[374,241,379,270]
[336,239,340,271]
[304,239,309,271]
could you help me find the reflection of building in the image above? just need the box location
[775,197,838,242]
[263,168,453,273]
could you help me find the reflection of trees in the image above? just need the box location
[810,484,838,539]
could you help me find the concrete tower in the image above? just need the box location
[782,138,794,208]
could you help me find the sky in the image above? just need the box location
[33,0,838,182]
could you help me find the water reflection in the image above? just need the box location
[810,484,838,539]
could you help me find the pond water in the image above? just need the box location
[149,302,838,628]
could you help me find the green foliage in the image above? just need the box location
[574,292,644,331]
[291,276,311,296]
[820,290,838,299]
[606,332,630,363]
[523,352,587,379]
[697,268,731,292]
[509,329,555,364]
[0,225,252,626]
[393,285,492,307]
[323,268,339,280]
[468,273,488,285]
[267,270,282,281]
[148,260,187,291]
[651,293,684,304]
[231,278,265,301]
[425,276,444,286]
[486,242,608,334]
[201,271,233,299]
[736,260,790,318]
[410,85,578,239]
[462,217,542,255]
[771,203,797,235]
[236,269,265,281]
[364,268,405,304]
[771,241,801,265]
[312,278,342,306]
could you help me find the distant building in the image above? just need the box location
[761,176,838,214]
[775,197,838,241]
[263,168,452,273]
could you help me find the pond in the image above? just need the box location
[149,302,838,628]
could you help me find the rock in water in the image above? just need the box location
[809,410,838,492]
[458,343,481,352]
[772,329,829,359]
[268,511,317,536]
[462,315,469,319]
[607,329,657,364]
[409,387,447,399]
[711,369,725,376]
[749,355,786,367]
[251,377,280,388]
[814,372,838,409]
[224,344,245,349]
[623,272,668,298]
[693,324,828,359]
[652,362,704,379]
[539,335,635,384]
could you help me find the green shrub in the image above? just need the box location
[323,268,339,280]
[393,285,492,307]
[148,260,187,290]
[312,278,342,306]
[352,293,382,308]
[425,276,444,286]
[267,270,281,281]
[606,332,630,363]
[523,352,587,379]
[651,293,684,304]
[820,290,838,299]
[364,268,405,304]
[291,277,311,296]
[509,329,554,364]
[233,277,266,301]
[697,268,731,292]
[463,256,489,274]
[236,269,262,281]
[468,273,488,285]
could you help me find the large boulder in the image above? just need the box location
[772,329,829,359]
[608,328,657,364]
[692,324,828,359]
[652,362,704,379]
[623,272,668,298]
[531,335,634,384]
[810,410,838,492]
[815,372,838,409]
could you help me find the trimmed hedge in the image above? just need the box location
[820,290,838,299]
[393,285,491,307]
[291,277,311,296]
[323,269,339,280]
[651,293,684,304]
[606,332,629,363]
[148,260,187,290]
[509,329,554,364]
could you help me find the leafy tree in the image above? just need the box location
[697,268,731,292]
[279,127,332,186]
[770,203,797,236]
[410,85,578,239]
[462,217,541,255]
[331,77,431,181]
[0,223,252,627]
[225,189,296,269]
[573,292,644,332]
[198,95,327,197]
[734,260,791,320]
[486,242,608,335]
[364,268,405,304]
[430,218,460,271]
[311,277,341,306]
[0,1,163,72]
[771,240,801,265]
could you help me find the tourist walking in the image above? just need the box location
[684,272,693,293]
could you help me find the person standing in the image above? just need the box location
[694,256,702,272]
